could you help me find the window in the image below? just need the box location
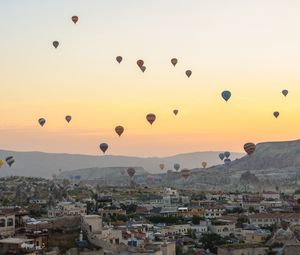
[7,218,13,227]
[0,219,5,227]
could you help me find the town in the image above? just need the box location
[1,176,300,255]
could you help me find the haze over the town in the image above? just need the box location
[1,0,300,156]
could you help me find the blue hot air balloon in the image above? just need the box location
[174,163,180,171]
[224,158,231,165]
[219,153,225,161]
[221,90,231,102]
[224,151,231,159]
[99,143,108,154]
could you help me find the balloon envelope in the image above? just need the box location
[38,118,46,127]
[137,60,144,67]
[116,56,123,63]
[140,66,146,72]
[282,89,288,97]
[224,151,231,159]
[99,143,108,154]
[0,160,3,168]
[127,167,136,178]
[244,143,256,155]
[146,113,156,125]
[202,162,207,168]
[185,70,192,78]
[72,16,78,24]
[6,156,15,167]
[174,163,180,171]
[115,126,124,137]
[65,115,72,123]
[219,153,225,160]
[53,41,59,48]
[221,90,231,102]
[181,168,190,179]
[171,58,178,66]
[273,111,280,118]
[159,164,165,170]
[224,158,231,165]
[173,109,178,116]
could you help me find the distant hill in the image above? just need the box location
[0,150,243,178]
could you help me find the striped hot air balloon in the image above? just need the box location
[244,143,256,156]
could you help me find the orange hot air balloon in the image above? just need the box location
[116,56,123,63]
[137,59,144,67]
[173,109,178,116]
[140,66,146,72]
[202,162,207,168]
[159,164,165,170]
[72,16,78,24]
[171,58,178,67]
[244,143,256,156]
[185,70,192,78]
[273,111,279,118]
[146,113,156,125]
[181,168,190,179]
[115,126,124,137]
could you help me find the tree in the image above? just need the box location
[200,233,229,253]
[192,215,201,225]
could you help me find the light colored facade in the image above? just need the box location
[82,215,103,233]
[209,222,235,237]
[160,224,191,236]
[262,192,280,200]
[204,205,225,219]
[0,214,15,238]
[218,245,268,255]
[48,202,86,218]
[248,213,300,227]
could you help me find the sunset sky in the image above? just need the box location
[1,0,300,156]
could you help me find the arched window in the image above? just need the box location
[0,219,5,227]
[7,218,14,227]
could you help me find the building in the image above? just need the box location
[248,213,300,227]
[218,244,268,255]
[245,230,270,244]
[209,220,235,237]
[204,205,225,219]
[262,191,280,201]
[0,238,36,255]
[0,212,15,238]
[48,202,86,218]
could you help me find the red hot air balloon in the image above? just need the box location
[273,111,280,118]
[137,59,144,67]
[116,56,123,63]
[173,109,178,116]
[99,143,108,154]
[171,58,178,67]
[38,118,46,127]
[181,168,190,179]
[185,70,192,78]
[244,143,256,156]
[72,16,78,24]
[53,41,59,49]
[65,115,72,123]
[146,114,156,125]
[127,167,136,178]
[115,126,124,137]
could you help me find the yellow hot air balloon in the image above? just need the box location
[115,126,124,137]
[0,160,4,168]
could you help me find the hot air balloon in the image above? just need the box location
[181,168,190,179]
[171,58,178,67]
[282,89,288,97]
[115,126,124,137]
[219,153,225,161]
[99,143,108,154]
[146,113,156,125]
[273,111,279,118]
[159,164,165,170]
[127,167,136,178]
[174,163,180,171]
[185,70,192,78]
[146,175,154,183]
[244,143,256,156]
[224,158,231,165]
[137,60,144,68]
[173,109,178,116]
[140,66,146,73]
[202,162,207,168]
[72,16,78,24]
[6,156,15,167]
[221,90,231,102]
[120,169,126,176]
[65,115,72,123]
[53,41,59,49]
[116,56,123,63]
[38,118,46,127]
[0,160,4,169]
[224,151,230,159]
